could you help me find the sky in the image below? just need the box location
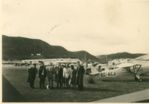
[1,0,149,55]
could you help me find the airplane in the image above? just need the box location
[87,57,149,82]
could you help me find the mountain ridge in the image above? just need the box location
[2,35,99,61]
[96,52,145,63]
[2,35,145,63]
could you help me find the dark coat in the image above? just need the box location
[28,67,37,82]
[39,65,47,78]
[58,66,63,79]
[71,69,77,85]
[77,65,85,85]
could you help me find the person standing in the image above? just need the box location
[57,64,63,88]
[27,64,37,89]
[39,61,47,89]
[71,65,77,88]
[67,65,73,87]
[77,62,85,90]
[63,65,70,88]
[47,63,55,89]
[55,65,59,88]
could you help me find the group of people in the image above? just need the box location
[27,61,85,90]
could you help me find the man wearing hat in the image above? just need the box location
[57,63,63,88]
[47,63,55,89]
[27,64,37,89]
[39,61,47,89]
[77,61,85,90]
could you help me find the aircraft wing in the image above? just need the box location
[89,72,99,76]
[117,63,135,68]
[119,63,142,75]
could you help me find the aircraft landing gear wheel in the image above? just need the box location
[135,75,142,82]
[135,76,138,81]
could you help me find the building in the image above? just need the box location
[22,58,81,65]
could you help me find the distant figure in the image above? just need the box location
[27,64,37,89]
[39,61,47,89]
[57,64,63,88]
[77,62,85,90]
[47,63,55,89]
[71,65,77,88]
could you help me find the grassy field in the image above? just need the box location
[2,64,149,102]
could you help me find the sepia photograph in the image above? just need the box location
[1,0,149,103]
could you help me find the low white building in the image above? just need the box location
[22,58,81,65]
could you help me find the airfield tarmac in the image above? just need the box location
[2,64,149,102]
[94,88,149,102]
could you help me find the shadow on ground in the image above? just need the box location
[2,76,26,102]
[136,99,149,103]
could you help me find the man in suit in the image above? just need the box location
[47,63,55,89]
[71,65,77,88]
[57,64,63,88]
[77,62,85,90]
[39,61,47,89]
[27,64,37,89]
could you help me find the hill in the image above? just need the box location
[97,52,145,63]
[2,35,99,61]
[136,54,149,61]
